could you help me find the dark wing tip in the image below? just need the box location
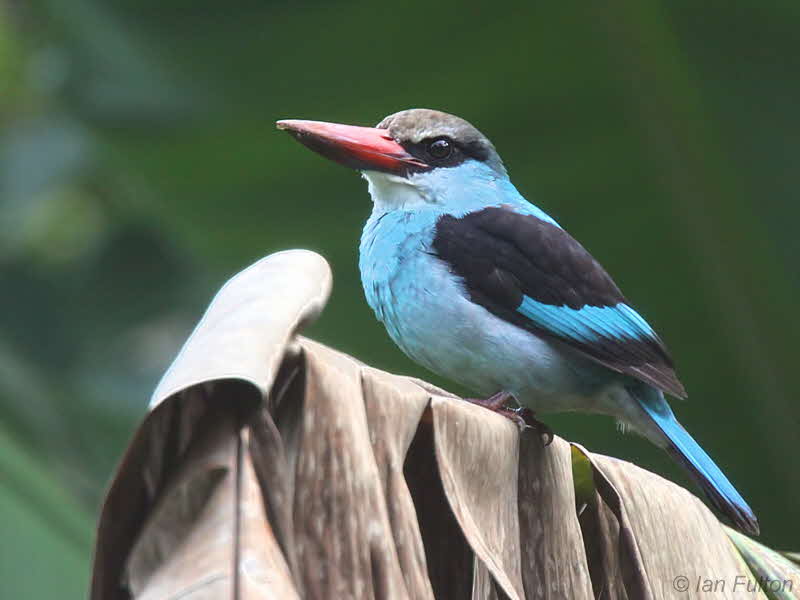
[631,363,688,399]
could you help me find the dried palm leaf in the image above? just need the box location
[91,250,796,600]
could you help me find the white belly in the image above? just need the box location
[372,251,609,413]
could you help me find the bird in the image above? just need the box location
[276,108,759,535]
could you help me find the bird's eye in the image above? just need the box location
[427,138,453,160]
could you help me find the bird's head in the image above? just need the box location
[277,109,509,212]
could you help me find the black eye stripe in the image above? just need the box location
[400,136,480,169]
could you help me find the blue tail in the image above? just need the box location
[638,397,759,535]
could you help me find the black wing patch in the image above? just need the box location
[432,206,687,398]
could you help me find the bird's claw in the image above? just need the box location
[512,407,554,446]
[467,393,554,446]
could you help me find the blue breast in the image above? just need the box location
[359,209,437,333]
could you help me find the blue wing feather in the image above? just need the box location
[518,296,656,345]
[433,206,686,397]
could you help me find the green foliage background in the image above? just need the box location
[1,0,799,596]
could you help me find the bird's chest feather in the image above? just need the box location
[359,211,446,355]
[358,209,582,400]
[359,211,479,373]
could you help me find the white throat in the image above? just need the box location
[362,171,430,212]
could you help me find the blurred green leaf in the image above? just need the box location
[571,444,596,509]
[0,422,91,599]
[727,527,800,600]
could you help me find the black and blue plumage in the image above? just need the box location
[277,108,759,535]
[433,207,686,399]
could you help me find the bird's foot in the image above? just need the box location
[466,392,554,446]
[468,390,516,411]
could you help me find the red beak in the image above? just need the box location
[276,119,428,175]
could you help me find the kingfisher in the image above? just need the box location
[277,109,758,535]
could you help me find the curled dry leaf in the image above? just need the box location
[91,250,796,600]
